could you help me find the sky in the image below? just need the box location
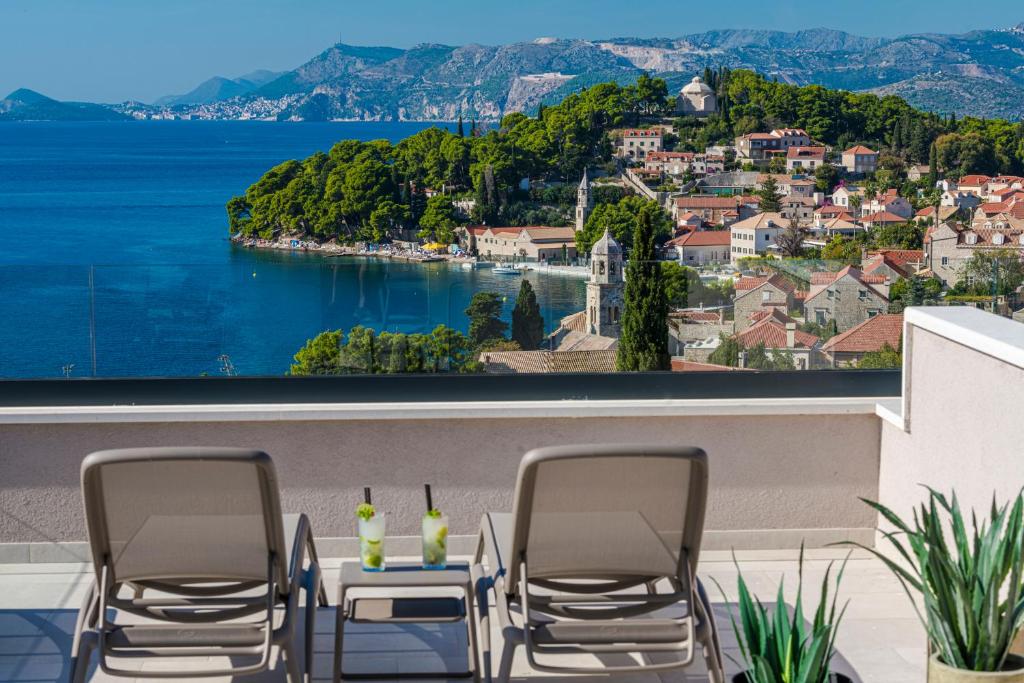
[2,0,1023,104]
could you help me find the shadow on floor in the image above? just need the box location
[0,603,862,683]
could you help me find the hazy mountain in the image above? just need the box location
[154,70,286,106]
[191,23,1024,121]
[14,21,1024,122]
[0,88,130,121]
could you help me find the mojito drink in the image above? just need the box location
[421,514,448,569]
[358,514,386,571]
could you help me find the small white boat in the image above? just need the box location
[493,265,521,275]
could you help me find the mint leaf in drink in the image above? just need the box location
[357,503,376,521]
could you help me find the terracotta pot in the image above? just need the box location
[929,653,1024,683]
[732,674,852,683]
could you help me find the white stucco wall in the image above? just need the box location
[0,407,882,558]
[878,308,1024,526]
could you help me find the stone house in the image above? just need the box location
[840,145,878,174]
[618,128,662,160]
[734,309,820,370]
[733,273,797,331]
[667,309,733,355]
[802,266,890,331]
[786,146,826,172]
[820,313,903,368]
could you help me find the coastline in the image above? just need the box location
[229,234,590,277]
[230,234,472,264]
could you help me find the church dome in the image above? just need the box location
[681,76,713,95]
[591,229,622,256]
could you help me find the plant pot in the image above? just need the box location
[929,654,1024,682]
[732,674,852,683]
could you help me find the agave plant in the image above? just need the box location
[853,488,1024,672]
[715,547,848,683]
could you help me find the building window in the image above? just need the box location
[941,256,949,266]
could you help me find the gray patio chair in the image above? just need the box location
[471,444,724,683]
[69,447,328,682]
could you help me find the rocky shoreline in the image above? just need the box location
[230,235,476,264]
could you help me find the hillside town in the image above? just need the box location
[451,76,1024,373]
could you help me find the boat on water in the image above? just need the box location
[492,265,522,275]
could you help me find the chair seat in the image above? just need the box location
[105,623,267,649]
[530,618,691,645]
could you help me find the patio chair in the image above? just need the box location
[471,444,724,683]
[69,447,328,682]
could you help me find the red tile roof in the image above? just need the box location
[959,175,991,186]
[669,309,721,323]
[734,272,797,295]
[822,314,903,354]
[646,151,693,160]
[674,196,742,209]
[805,265,890,303]
[786,146,827,159]
[844,145,877,155]
[862,211,906,224]
[669,230,732,247]
[736,318,818,350]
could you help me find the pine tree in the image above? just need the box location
[757,176,783,213]
[456,114,464,138]
[511,280,544,350]
[465,292,508,347]
[616,204,669,372]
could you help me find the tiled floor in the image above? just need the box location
[0,549,925,682]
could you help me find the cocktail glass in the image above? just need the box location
[421,514,448,569]
[358,514,386,571]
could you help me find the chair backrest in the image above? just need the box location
[81,447,289,589]
[507,444,707,588]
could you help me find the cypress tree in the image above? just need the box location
[928,142,939,187]
[456,114,464,138]
[891,118,903,152]
[511,280,544,350]
[616,204,669,372]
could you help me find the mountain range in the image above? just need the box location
[6,22,1024,122]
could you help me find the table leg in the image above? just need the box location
[465,581,482,683]
[333,584,347,683]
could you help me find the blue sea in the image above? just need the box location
[0,121,585,378]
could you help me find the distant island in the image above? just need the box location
[4,23,1024,123]
[0,88,129,122]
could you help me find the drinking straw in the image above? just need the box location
[424,484,433,512]
[364,487,371,505]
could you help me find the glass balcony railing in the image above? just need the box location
[0,253,1018,379]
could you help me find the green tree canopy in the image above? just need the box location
[577,196,672,254]
[465,292,509,347]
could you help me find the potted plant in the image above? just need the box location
[854,489,1024,682]
[717,547,851,682]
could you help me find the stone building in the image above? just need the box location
[803,266,889,332]
[676,76,717,116]
[586,230,625,338]
[575,169,593,232]
[733,273,797,331]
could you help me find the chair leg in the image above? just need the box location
[69,631,96,683]
[695,581,725,683]
[496,639,515,683]
[474,576,492,683]
[304,566,321,683]
[283,640,303,683]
